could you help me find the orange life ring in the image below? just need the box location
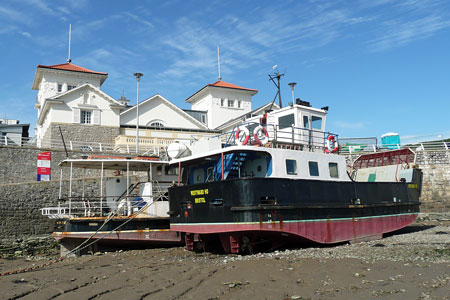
[235,126,250,146]
[325,135,339,153]
[253,125,269,146]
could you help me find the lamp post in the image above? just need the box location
[133,72,143,154]
[288,82,297,103]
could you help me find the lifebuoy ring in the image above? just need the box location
[253,125,269,146]
[235,126,250,146]
[325,135,339,153]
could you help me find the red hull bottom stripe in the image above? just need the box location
[54,230,183,244]
[171,214,418,244]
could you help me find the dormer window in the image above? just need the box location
[68,84,77,91]
[237,100,241,108]
[57,83,63,93]
[220,99,225,106]
[228,99,234,107]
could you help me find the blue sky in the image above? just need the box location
[1,0,450,142]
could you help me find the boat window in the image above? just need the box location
[285,159,297,175]
[308,161,319,176]
[278,114,295,130]
[303,116,309,129]
[329,162,339,178]
[165,165,178,175]
[311,116,322,130]
[193,168,204,184]
[206,167,213,182]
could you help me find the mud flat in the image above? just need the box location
[1,220,449,300]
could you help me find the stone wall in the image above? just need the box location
[49,123,120,146]
[415,151,450,212]
[0,178,100,246]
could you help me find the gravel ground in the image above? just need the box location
[0,220,449,300]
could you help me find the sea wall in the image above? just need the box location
[0,145,128,247]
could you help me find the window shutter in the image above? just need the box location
[93,109,101,125]
[73,108,80,123]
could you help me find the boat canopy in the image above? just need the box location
[59,158,167,171]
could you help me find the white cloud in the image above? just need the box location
[367,15,450,52]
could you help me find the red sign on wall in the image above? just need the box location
[37,151,51,181]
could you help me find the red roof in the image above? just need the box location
[36,63,108,76]
[207,80,257,92]
[186,80,257,102]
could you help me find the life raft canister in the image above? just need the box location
[253,125,269,146]
[235,126,250,146]
[325,135,339,154]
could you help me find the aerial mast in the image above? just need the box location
[268,65,284,108]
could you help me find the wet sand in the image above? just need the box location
[1,222,449,300]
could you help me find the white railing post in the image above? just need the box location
[99,143,102,152]
[126,144,130,153]
[372,145,376,152]
[444,142,448,150]
[397,144,400,149]
[420,143,425,151]
[69,141,73,151]
[4,136,7,146]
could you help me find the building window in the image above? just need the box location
[67,84,77,91]
[148,121,164,128]
[220,99,225,106]
[228,99,234,107]
[237,100,241,108]
[285,159,297,175]
[308,161,319,176]
[201,114,206,124]
[81,110,91,124]
[57,83,63,92]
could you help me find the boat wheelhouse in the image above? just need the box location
[41,156,184,255]
[167,102,422,254]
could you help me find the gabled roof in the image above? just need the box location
[36,63,108,75]
[186,80,258,103]
[121,94,209,130]
[37,83,124,126]
[32,62,108,89]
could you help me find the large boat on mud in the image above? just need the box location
[41,156,184,255]
[167,101,422,254]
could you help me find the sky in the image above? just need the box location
[1,0,450,143]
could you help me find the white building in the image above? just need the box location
[32,62,126,147]
[185,80,258,129]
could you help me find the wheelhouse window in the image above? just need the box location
[311,116,322,130]
[308,161,319,176]
[303,116,309,129]
[285,159,297,175]
[279,114,295,129]
[329,162,339,178]
[80,110,91,124]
